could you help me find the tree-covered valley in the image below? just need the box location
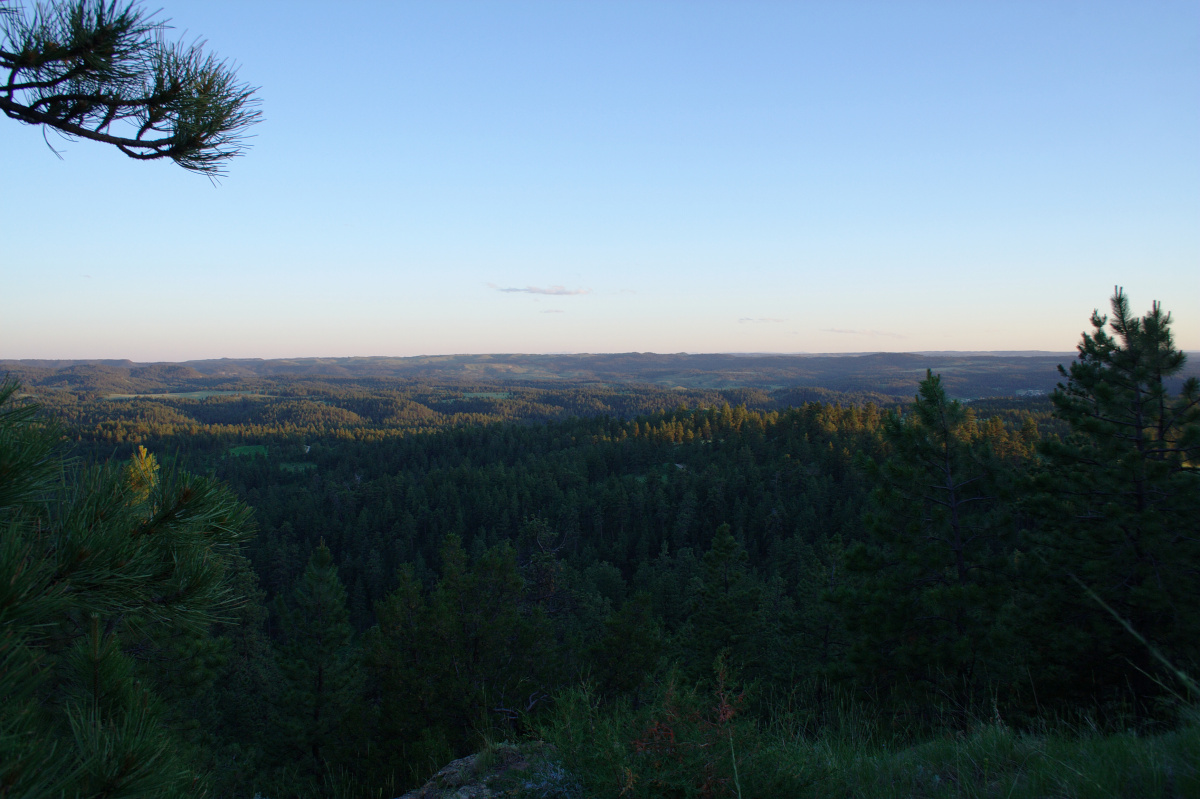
[2,293,1198,798]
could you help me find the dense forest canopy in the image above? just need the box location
[1,292,1198,798]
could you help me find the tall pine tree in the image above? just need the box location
[364,534,557,789]
[274,542,362,777]
[841,371,1016,714]
[687,524,763,681]
[1025,288,1200,709]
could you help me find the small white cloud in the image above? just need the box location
[738,317,785,324]
[487,282,590,296]
[541,309,564,314]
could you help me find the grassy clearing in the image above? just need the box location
[814,721,1199,799]
[280,462,317,472]
[228,444,268,457]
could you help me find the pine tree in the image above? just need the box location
[364,534,556,788]
[1,0,259,174]
[775,533,848,676]
[426,535,555,733]
[363,564,439,785]
[589,591,664,696]
[841,371,1015,712]
[688,524,762,680]
[274,542,361,775]
[202,554,281,794]
[1025,288,1200,707]
[0,378,254,798]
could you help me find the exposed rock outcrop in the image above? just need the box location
[397,743,582,799]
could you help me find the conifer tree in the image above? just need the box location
[363,564,438,783]
[774,533,848,676]
[589,591,664,696]
[688,524,762,680]
[0,378,254,798]
[364,534,556,787]
[165,552,278,795]
[1,0,259,174]
[274,542,361,775]
[1025,288,1200,706]
[426,535,555,733]
[841,371,1015,711]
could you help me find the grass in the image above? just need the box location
[279,462,317,472]
[228,444,268,457]
[818,720,1199,798]
[537,683,1200,799]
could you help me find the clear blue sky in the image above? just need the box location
[3,0,1197,360]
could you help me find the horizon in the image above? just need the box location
[5,349,1089,366]
[3,1,1197,360]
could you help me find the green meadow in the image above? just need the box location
[228,444,269,457]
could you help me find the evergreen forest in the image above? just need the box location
[2,290,1198,799]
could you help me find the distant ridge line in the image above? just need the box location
[4,351,1195,400]
[5,350,1079,367]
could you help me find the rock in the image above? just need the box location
[396,753,493,799]
[396,742,582,799]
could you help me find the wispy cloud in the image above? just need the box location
[488,282,590,296]
[541,309,564,314]
[821,328,906,339]
[738,317,785,324]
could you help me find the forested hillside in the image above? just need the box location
[6,349,1139,400]
[1,293,1197,799]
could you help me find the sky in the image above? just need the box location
[2,0,1197,361]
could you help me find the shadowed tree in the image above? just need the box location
[274,542,362,776]
[364,535,557,789]
[840,371,1016,713]
[1024,288,1200,708]
[687,523,763,681]
[589,591,664,697]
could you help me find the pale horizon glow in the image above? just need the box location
[3,1,1197,361]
